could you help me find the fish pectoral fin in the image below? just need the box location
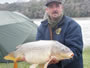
[44,62,49,68]
[38,56,57,68]
[29,64,38,68]
[43,56,57,68]
[39,64,45,68]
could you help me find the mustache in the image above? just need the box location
[52,11,58,14]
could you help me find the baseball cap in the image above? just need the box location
[46,0,62,6]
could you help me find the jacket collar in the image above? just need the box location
[41,15,65,27]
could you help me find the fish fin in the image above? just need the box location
[44,62,49,68]
[39,64,44,68]
[29,64,38,68]
[43,56,57,68]
[39,61,50,68]
[4,53,16,61]
[39,56,56,68]
[14,61,18,68]
[43,59,52,68]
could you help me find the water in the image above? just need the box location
[32,18,90,48]
[74,18,90,48]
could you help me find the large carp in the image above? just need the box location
[4,40,74,68]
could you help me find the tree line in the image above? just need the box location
[0,0,90,19]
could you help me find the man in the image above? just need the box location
[36,0,83,68]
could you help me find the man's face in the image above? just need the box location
[46,2,63,20]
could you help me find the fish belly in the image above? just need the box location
[25,49,51,64]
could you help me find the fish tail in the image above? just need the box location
[4,52,16,61]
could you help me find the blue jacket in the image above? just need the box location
[36,16,83,68]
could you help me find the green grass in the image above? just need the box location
[0,62,30,68]
[83,47,90,68]
[0,48,90,68]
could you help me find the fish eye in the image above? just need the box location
[61,48,69,53]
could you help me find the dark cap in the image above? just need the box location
[46,0,62,6]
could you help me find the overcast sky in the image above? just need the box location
[0,0,30,4]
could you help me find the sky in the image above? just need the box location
[0,0,29,4]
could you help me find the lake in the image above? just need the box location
[32,18,90,48]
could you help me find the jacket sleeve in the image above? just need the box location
[61,21,83,67]
[36,25,44,40]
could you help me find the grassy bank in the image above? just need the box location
[83,47,90,68]
[0,62,29,68]
[0,48,90,68]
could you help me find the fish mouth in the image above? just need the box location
[68,53,74,58]
[71,53,74,57]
